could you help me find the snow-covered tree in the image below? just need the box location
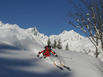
[66,43,69,50]
[47,38,51,46]
[52,40,57,49]
[57,39,62,49]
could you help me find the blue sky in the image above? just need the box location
[0,0,81,36]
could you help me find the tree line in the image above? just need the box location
[47,38,69,51]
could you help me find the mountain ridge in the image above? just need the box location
[0,21,103,61]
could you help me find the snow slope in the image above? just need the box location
[49,30,103,61]
[0,21,103,77]
[0,41,103,77]
[0,22,48,49]
[49,30,84,50]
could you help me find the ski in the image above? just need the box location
[55,64,71,71]
[56,65,64,70]
[62,65,71,71]
[53,61,64,70]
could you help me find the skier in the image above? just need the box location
[37,45,71,71]
[37,45,58,58]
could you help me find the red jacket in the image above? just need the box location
[39,48,55,57]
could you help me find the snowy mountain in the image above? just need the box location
[0,21,103,77]
[0,21,48,49]
[25,27,48,46]
[49,30,84,49]
[49,30,103,61]
[0,21,103,60]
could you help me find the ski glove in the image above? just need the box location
[55,55,58,57]
[37,54,39,57]
[39,52,41,54]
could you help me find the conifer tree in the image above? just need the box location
[47,38,51,46]
[66,43,69,50]
[53,40,57,48]
[57,39,62,49]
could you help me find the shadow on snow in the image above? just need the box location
[0,43,72,77]
[0,44,22,54]
[0,57,72,77]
